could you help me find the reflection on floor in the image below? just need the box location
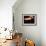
[0,33,23,46]
[0,39,16,46]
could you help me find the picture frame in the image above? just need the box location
[22,14,37,26]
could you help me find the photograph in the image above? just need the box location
[22,14,37,26]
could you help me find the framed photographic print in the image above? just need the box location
[22,14,37,26]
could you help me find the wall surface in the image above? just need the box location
[0,0,16,29]
[0,0,17,39]
[40,0,46,46]
[13,0,41,46]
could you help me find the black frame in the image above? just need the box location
[22,14,37,26]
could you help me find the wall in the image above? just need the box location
[13,0,41,46]
[0,0,16,30]
[40,0,46,46]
